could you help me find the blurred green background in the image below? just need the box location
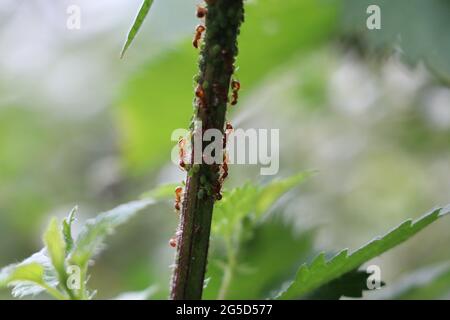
[1,0,449,299]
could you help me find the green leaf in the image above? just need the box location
[343,0,450,84]
[121,0,155,58]
[63,206,77,254]
[0,263,45,289]
[69,199,155,268]
[43,218,67,281]
[204,217,315,299]
[3,264,47,298]
[303,269,381,300]
[277,206,450,299]
[212,183,259,238]
[0,250,61,299]
[255,172,315,216]
[212,172,310,238]
[1,192,163,299]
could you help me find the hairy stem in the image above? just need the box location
[170,0,244,300]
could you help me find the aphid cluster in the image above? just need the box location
[169,2,241,247]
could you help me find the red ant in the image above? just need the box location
[195,84,206,108]
[225,122,233,134]
[196,5,207,19]
[222,122,233,148]
[193,25,206,49]
[220,152,229,182]
[230,80,240,106]
[212,152,229,202]
[178,137,187,170]
[174,186,183,212]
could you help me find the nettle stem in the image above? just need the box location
[170,0,244,300]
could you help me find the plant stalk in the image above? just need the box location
[170,0,245,300]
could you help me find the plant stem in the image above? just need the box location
[78,265,89,300]
[170,0,245,300]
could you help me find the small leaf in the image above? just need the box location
[63,206,77,254]
[69,199,155,268]
[121,0,155,58]
[276,206,450,299]
[44,218,67,281]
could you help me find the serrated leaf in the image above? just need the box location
[44,217,67,281]
[1,192,163,299]
[204,217,316,299]
[121,0,155,58]
[212,172,310,238]
[69,199,154,268]
[277,206,450,299]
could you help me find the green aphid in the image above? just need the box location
[197,188,205,200]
